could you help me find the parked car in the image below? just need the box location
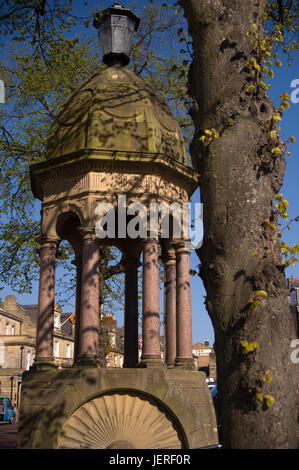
[210,384,218,399]
[208,381,217,391]
[0,397,16,424]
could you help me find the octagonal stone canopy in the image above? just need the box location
[46,66,188,165]
[30,66,198,245]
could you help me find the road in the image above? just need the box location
[0,423,18,448]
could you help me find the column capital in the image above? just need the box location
[38,236,60,250]
[78,226,98,240]
[142,237,159,245]
[161,245,176,265]
[174,240,191,255]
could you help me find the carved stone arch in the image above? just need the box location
[55,211,83,258]
[56,389,186,449]
[42,201,87,241]
[57,201,86,227]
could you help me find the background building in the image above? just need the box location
[192,340,216,381]
[0,295,74,408]
[99,312,124,368]
[0,295,126,408]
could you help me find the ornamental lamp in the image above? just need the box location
[93,2,140,67]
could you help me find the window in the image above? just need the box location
[26,351,31,370]
[66,344,71,359]
[111,333,116,347]
[11,325,15,335]
[5,323,9,335]
[54,315,59,329]
[54,341,59,357]
[199,349,211,356]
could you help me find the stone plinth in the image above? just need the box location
[18,367,218,449]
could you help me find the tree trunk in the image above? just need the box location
[180,0,298,448]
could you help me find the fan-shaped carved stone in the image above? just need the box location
[56,393,182,449]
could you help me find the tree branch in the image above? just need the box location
[0,5,30,22]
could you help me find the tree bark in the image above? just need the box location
[180,0,298,448]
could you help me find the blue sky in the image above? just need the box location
[0,0,298,346]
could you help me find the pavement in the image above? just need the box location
[0,423,18,448]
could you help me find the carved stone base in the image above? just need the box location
[18,367,219,449]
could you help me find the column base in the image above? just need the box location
[166,362,175,369]
[174,358,197,370]
[123,362,139,369]
[73,355,101,368]
[139,355,166,368]
[30,357,58,371]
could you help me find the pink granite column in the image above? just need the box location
[123,257,140,368]
[76,230,100,367]
[34,238,58,369]
[164,245,176,366]
[140,239,163,367]
[175,243,195,369]
[72,256,82,364]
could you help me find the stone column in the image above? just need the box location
[72,256,82,364]
[140,239,163,368]
[34,238,58,369]
[76,229,100,367]
[175,242,195,369]
[164,245,177,366]
[123,257,140,368]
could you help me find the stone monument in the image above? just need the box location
[18,3,218,449]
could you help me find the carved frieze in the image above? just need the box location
[43,172,188,205]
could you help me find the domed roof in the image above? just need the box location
[46,67,187,165]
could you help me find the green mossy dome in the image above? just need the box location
[46,67,187,165]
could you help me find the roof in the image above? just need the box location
[60,313,74,336]
[0,307,23,323]
[192,342,213,350]
[46,67,188,166]
[21,305,38,321]
[21,306,73,337]
[288,277,299,288]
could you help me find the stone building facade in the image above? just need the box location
[0,294,126,407]
[100,312,124,368]
[0,295,74,408]
[192,340,217,381]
